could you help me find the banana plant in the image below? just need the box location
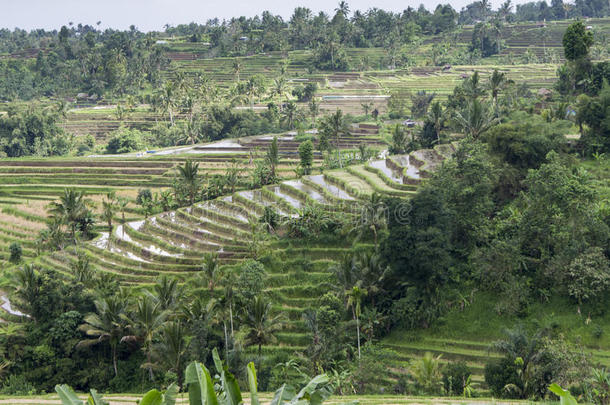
[549,383,578,405]
[55,385,108,405]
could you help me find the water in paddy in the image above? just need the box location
[369,159,406,184]
[307,175,355,200]
[391,155,421,179]
[239,191,291,217]
[115,225,183,258]
[271,186,303,209]
[200,202,249,223]
[283,180,328,204]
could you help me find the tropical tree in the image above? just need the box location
[232,58,243,82]
[101,192,117,233]
[153,275,180,312]
[200,253,222,292]
[123,295,168,381]
[462,71,486,101]
[488,69,507,106]
[319,109,350,168]
[117,197,129,238]
[266,136,280,180]
[48,188,90,246]
[157,321,189,387]
[243,295,285,362]
[175,160,201,206]
[454,99,499,139]
[346,286,366,359]
[308,99,320,127]
[282,101,299,129]
[273,77,288,106]
[11,264,41,320]
[78,297,128,377]
[428,101,446,144]
[412,352,443,394]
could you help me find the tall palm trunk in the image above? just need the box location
[356,316,361,359]
[112,343,118,377]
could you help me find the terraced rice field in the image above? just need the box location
[0,124,455,366]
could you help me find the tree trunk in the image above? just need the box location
[356,316,361,359]
[147,345,154,381]
[112,344,118,377]
[224,323,229,366]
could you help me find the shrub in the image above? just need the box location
[0,374,37,396]
[442,361,472,395]
[8,242,22,264]
[105,127,145,154]
[136,189,153,205]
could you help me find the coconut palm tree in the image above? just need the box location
[160,81,177,125]
[176,160,201,206]
[488,69,507,107]
[454,99,499,139]
[243,295,285,363]
[101,192,117,233]
[462,71,486,101]
[78,297,128,377]
[12,264,41,320]
[308,99,320,128]
[319,109,350,168]
[346,286,366,359]
[123,295,168,381]
[48,188,89,246]
[428,101,446,145]
[412,352,443,394]
[282,102,299,129]
[200,253,222,292]
[273,77,288,106]
[266,136,280,180]
[232,59,243,82]
[117,197,128,239]
[152,275,180,312]
[156,321,189,387]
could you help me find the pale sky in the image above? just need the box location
[2,0,532,32]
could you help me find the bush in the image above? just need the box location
[442,361,472,395]
[136,189,153,205]
[0,374,37,396]
[105,127,145,154]
[484,357,520,398]
[9,242,22,264]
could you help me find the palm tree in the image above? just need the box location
[308,99,320,128]
[48,188,89,246]
[335,1,350,17]
[78,297,128,377]
[200,253,222,292]
[243,295,285,363]
[331,252,359,294]
[117,197,128,239]
[266,136,280,180]
[319,109,350,168]
[346,286,366,359]
[12,264,41,320]
[101,192,117,233]
[355,193,388,250]
[282,102,299,129]
[273,77,288,106]
[232,59,243,82]
[160,81,177,126]
[412,352,443,394]
[454,99,499,139]
[176,160,201,206]
[428,101,446,145]
[355,250,385,307]
[462,71,486,101]
[156,321,189,388]
[488,69,507,107]
[153,275,180,311]
[123,295,168,381]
